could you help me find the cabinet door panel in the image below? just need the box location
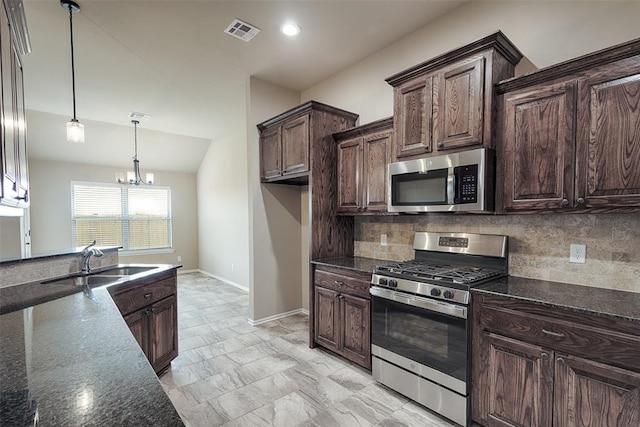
[503,81,576,212]
[13,48,27,201]
[363,131,391,212]
[124,309,149,359]
[282,114,309,176]
[577,58,640,208]
[340,294,371,369]
[337,137,362,213]
[150,296,178,373]
[554,353,640,427]
[260,126,282,180]
[482,332,553,427]
[314,287,340,352]
[395,76,433,159]
[435,57,484,151]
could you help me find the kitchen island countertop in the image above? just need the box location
[0,267,184,426]
[474,276,640,324]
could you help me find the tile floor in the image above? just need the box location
[159,272,457,427]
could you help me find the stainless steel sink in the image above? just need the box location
[97,266,156,276]
[42,275,119,287]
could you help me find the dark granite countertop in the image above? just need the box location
[311,256,390,275]
[474,276,640,324]
[0,265,184,426]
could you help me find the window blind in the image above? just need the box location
[71,182,172,252]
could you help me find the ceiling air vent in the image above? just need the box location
[128,112,151,122]
[224,19,260,42]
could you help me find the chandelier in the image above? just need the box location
[116,120,154,185]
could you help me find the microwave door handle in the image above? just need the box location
[448,168,456,204]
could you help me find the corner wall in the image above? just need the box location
[247,77,303,322]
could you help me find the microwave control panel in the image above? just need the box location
[454,165,478,204]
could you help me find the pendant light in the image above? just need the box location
[116,120,154,185]
[61,0,84,143]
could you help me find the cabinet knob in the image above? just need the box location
[437,143,444,149]
[144,293,152,299]
[556,357,565,365]
[561,198,569,206]
[541,352,549,360]
[576,197,585,205]
[334,281,344,286]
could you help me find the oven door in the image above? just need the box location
[370,287,468,393]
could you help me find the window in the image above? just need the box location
[71,182,172,253]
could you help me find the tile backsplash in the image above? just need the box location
[355,213,640,293]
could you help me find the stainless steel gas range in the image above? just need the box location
[370,231,508,427]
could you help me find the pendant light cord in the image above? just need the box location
[67,5,77,121]
[133,120,139,160]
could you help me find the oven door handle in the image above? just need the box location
[370,287,467,319]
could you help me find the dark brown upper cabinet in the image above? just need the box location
[386,31,523,161]
[497,37,640,213]
[257,101,358,185]
[335,118,393,215]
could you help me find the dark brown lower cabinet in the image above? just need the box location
[473,294,640,427]
[109,269,179,374]
[313,266,371,370]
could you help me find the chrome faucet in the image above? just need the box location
[81,240,103,273]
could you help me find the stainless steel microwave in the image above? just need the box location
[387,148,495,213]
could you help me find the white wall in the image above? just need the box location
[197,88,252,288]
[28,159,199,269]
[302,1,640,124]
[247,77,303,322]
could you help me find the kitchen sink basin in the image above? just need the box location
[97,266,156,276]
[42,274,120,287]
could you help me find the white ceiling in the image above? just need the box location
[21,0,467,172]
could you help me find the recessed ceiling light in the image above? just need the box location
[281,22,300,37]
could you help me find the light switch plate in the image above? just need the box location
[380,234,387,246]
[569,244,586,264]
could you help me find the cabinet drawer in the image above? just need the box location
[480,304,640,371]
[110,275,176,316]
[314,269,370,299]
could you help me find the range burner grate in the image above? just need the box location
[375,260,503,285]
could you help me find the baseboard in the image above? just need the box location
[177,269,199,275]
[196,269,249,292]
[248,308,309,326]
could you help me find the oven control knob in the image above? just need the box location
[430,288,441,297]
[388,279,398,288]
[443,290,455,299]
[379,278,387,286]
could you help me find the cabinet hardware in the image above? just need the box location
[334,281,344,285]
[561,198,569,206]
[144,293,152,299]
[541,352,549,360]
[576,197,585,205]
[556,357,565,365]
[542,329,565,338]
[437,143,444,149]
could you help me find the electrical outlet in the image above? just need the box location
[177,255,182,262]
[569,244,586,264]
[380,234,388,246]
[231,263,235,272]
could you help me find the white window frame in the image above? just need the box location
[70,181,173,255]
